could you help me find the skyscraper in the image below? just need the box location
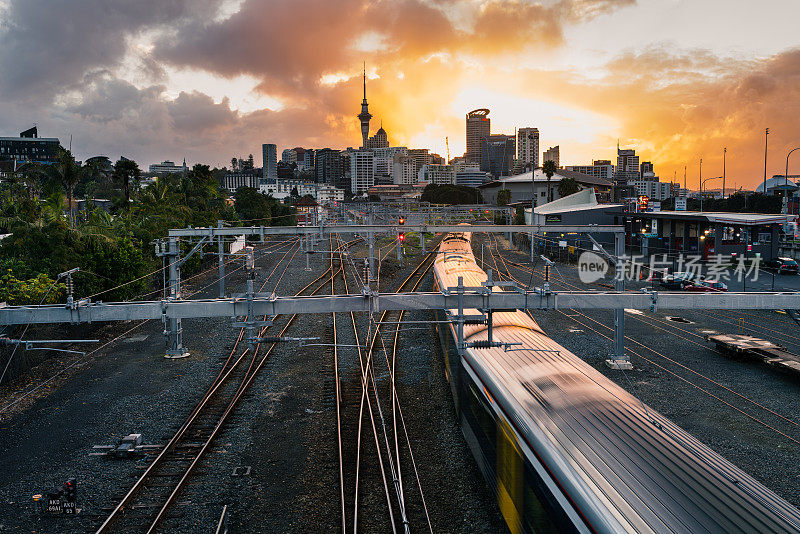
[543,145,560,167]
[481,134,515,178]
[614,146,640,184]
[262,143,277,185]
[358,66,372,149]
[466,109,490,163]
[517,127,539,169]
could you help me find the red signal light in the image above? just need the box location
[399,233,405,242]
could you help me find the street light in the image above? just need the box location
[785,147,800,214]
[701,176,722,212]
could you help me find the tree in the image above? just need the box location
[497,189,511,206]
[557,177,580,198]
[420,184,483,205]
[113,158,141,203]
[234,186,271,223]
[542,160,557,203]
[48,147,80,228]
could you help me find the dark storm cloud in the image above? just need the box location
[0,0,222,101]
[153,0,637,98]
[166,91,238,132]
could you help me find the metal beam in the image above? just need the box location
[168,224,624,238]
[3,290,799,326]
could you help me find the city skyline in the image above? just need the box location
[0,0,798,188]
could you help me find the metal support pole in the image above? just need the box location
[217,220,225,298]
[396,237,402,264]
[420,232,425,254]
[481,243,485,268]
[304,236,311,272]
[368,232,375,281]
[457,276,464,353]
[606,231,631,369]
[166,236,189,359]
[530,232,535,263]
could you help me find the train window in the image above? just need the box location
[523,464,560,533]
[466,382,496,461]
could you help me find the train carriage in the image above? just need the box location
[433,232,800,534]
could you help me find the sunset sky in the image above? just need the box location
[1,0,798,189]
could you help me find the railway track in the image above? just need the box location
[94,240,347,533]
[331,234,438,533]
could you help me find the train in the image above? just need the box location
[432,231,800,533]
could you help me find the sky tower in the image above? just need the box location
[357,64,372,149]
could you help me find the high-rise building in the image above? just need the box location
[281,148,296,164]
[372,146,408,180]
[615,147,640,184]
[314,148,345,188]
[418,164,456,185]
[366,126,389,149]
[466,109,490,163]
[481,134,515,178]
[566,160,614,183]
[640,161,654,177]
[543,145,560,167]
[392,154,416,185]
[517,127,539,170]
[358,67,372,149]
[407,148,432,176]
[349,149,374,195]
[262,143,277,184]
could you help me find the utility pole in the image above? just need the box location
[764,127,770,195]
[722,147,727,199]
[699,158,703,212]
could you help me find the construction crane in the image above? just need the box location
[446,136,450,163]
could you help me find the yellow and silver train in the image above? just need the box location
[432,232,800,534]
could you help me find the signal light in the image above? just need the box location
[399,216,405,225]
[399,232,405,242]
[63,478,76,502]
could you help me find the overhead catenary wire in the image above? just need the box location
[487,234,800,443]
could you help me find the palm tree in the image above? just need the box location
[542,159,557,203]
[113,158,141,204]
[48,147,80,228]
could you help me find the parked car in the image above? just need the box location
[660,272,698,290]
[765,257,799,274]
[684,279,728,292]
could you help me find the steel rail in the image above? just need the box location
[96,241,333,533]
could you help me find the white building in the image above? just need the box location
[349,150,375,195]
[281,148,296,164]
[316,184,345,204]
[543,146,560,167]
[373,146,408,178]
[418,163,456,185]
[392,154,417,185]
[566,160,614,183]
[517,127,539,169]
[259,179,316,199]
[149,160,187,175]
[225,170,261,193]
[628,180,673,200]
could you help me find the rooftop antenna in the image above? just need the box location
[363,62,366,100]
[69,134,72,153]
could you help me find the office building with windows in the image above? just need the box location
[517,127,539,170]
